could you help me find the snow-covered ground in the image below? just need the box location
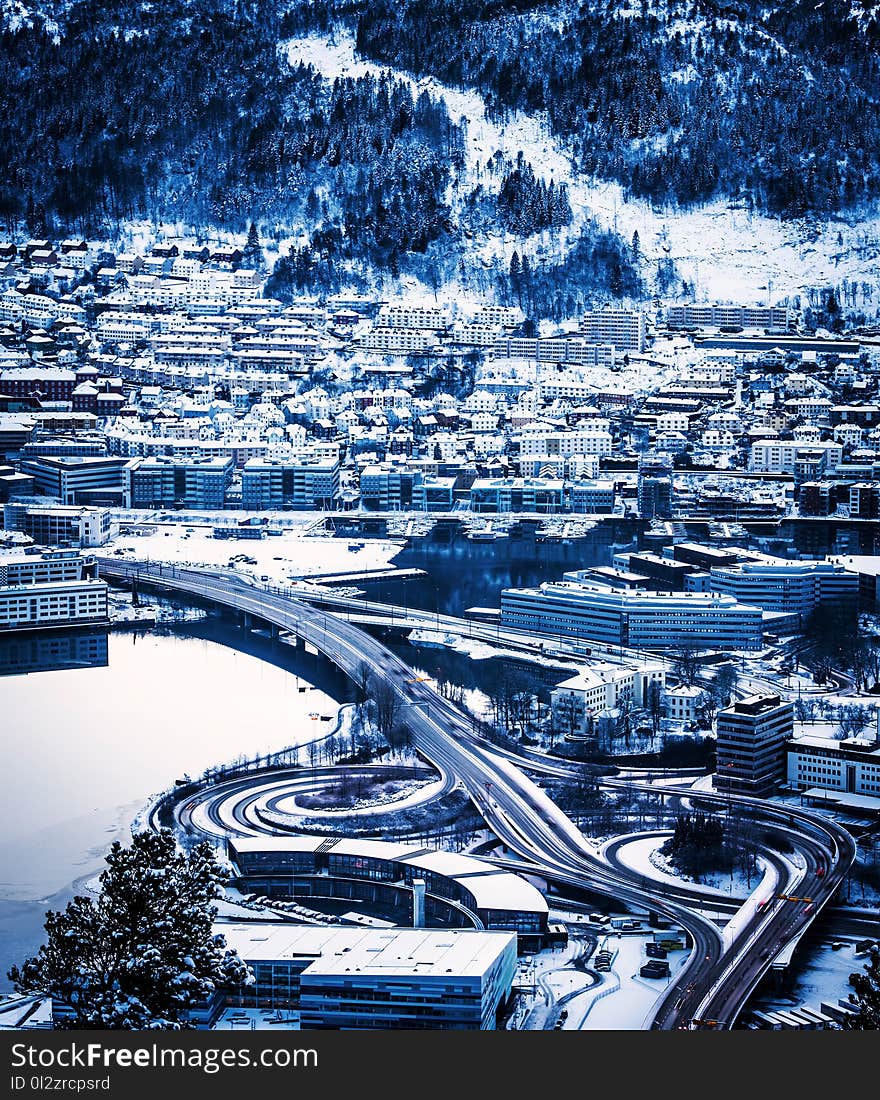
[103,520,405,585]
[750,937,870,1023]
[285,30,880,306]
[579,934,689,1030]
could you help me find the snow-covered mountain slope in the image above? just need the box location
[287,30,880,307]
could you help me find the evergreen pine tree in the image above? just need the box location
[843,947,880,1029]
[243,220,264,271]
[8,830,252,1029]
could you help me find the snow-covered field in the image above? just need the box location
[104,520,405,585]
[579,934,689,1030]
[285,30,880,306]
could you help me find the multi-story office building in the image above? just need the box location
[0,549,99,586]
[637,474,673,518]
[411,475,456,512]
[0,579,108,633]
[241,457,339,510]
[0,549,108,633]
[569,480,615,513]
[626,552,696,590]
[787,736,880,799]
[219,924,517,1030]
[359,464,423,511]
[714,694,794,796]
[500,580,764,650]
[18,456,135,506]
[128,456,233,509]
[3,503,116,547]
[228,836,548,942]
[21,440,108,459]
[706,558,858,618]
[469,477,566,514]
[579,308,645,352]
[669,542,742,571]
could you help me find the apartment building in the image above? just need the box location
[579,308,645,352]
[493,337,615,367]
[666,304,790,330]
[750,440,843,476]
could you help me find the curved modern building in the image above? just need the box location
[228,836,549,949]
[500,579,763,650]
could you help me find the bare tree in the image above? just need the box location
[354,662,372,704]
[374,681,401,744]
[697,690,719,729]
[646,680,665,745]
[713,663,738,705]
[615,696,635,748]
[672,643,700,687]
[835,704,872,740]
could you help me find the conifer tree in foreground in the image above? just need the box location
[843,947,880,1029]
[9,830,252,1029]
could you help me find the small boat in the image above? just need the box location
[466,524,499,541]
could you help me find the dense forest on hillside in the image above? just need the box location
[4,0,871,300]
[0,0,461,273]
[343,0,880,216]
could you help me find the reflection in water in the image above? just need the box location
[0,628,109,677]
[0,618,343,891]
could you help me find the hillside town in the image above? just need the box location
[0,236,878,531]
[2,233,880,1039]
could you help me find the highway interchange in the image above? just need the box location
[101,557,859,1030]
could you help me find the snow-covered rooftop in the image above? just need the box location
[218,923,516,980]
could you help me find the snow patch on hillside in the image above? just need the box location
[285,30,880,307]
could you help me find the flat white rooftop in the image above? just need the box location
[218,924,516,980]
[800,788,880,812]
[791,736,880,756]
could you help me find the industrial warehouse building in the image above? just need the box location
[218,924,518,1030]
